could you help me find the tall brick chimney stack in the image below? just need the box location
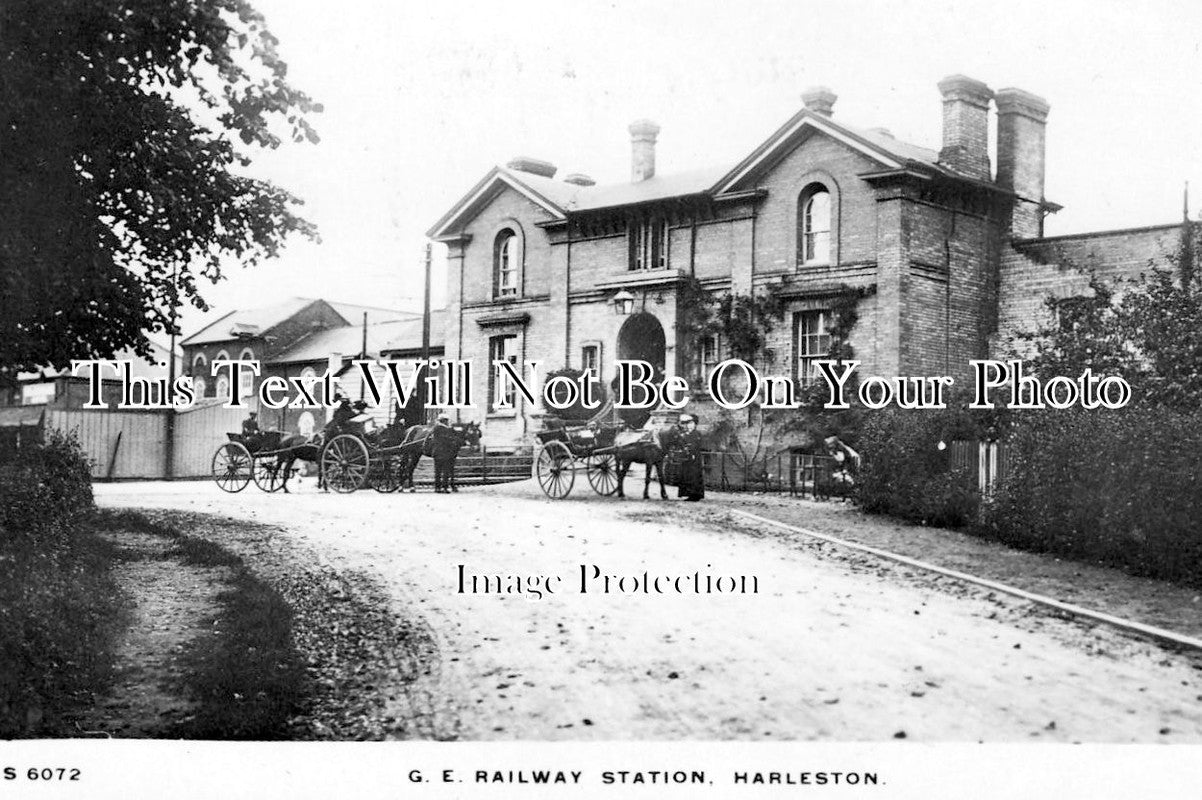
[995,87,1051,238]
[629,119,660,182]
[801,86,837,117]
[937,75,993,181]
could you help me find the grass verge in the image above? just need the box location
[0,512,131,737]
[93,510,308,739]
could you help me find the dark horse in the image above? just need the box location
[612,425,679,500]
[397,421,481,492]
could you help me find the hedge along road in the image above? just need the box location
[95,479,1202,742]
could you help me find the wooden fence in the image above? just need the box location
[41,401,254,480]
[949,440,1008,495]
[46,408,167,479]
[700,451,850,499]
[171,401,254,478]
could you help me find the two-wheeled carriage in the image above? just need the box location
[319,423,425,494]
[210,413,418,494]
[211,430,292,493]
[533,423,623,499]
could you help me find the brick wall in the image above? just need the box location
[264,301,347,360]
[751,134,880,273]
[995,224,1181,356]
[902,203,997,382]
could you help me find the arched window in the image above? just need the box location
[299,366,319,407]
[802,189,831,265]
[297,411,316,437]
[215,375,230,401]
[494,230,519,298]
[191,353,208,397]
[239,348,255,398]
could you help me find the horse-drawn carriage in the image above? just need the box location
[210,412,479,494]
[534,422,623,498]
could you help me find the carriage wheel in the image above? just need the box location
[252,455,288,493]
[370,456,403,493]
[536,440,575,499]
[322,434,370,493]
[212,442,252,493]
[586,453,619,496]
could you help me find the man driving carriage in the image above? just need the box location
[323,395,364,439]
[241,411,264,453]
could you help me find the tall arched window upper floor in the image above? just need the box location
[797,178,839,267]
[493,225,523,299]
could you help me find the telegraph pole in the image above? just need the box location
[421,242,432,361]
[359,311,368,401]
[164,262,178,479]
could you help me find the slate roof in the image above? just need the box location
[429,107,970,240]
[270,310,447,365]
[182,297,317,346]
[378,309,448,355]
[182,298,418,347]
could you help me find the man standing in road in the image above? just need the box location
[431,414,459,493]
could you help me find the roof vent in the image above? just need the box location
[868,127,894,139]
[506,156,557,178]
[228,322,261,338]
[563,173,596,186]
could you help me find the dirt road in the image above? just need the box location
[96,479,1202,742]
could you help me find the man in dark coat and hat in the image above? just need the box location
[241,411,263,452]
[430,414,460,493]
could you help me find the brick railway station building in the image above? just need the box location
[429,74,1189,448]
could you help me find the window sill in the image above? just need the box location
[487,409,519,419]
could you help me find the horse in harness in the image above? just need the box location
[271,401,408,491]
[396,420,482,492]
[610,425,684,500]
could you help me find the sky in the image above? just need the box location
[173,0,1202,339]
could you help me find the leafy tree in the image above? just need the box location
[1116,266,1202,410]
[0,0,320,380]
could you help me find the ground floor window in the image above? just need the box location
[489,334,519,410]
[581,343,601,378]
[698,333,721,381]
[795,310,831,387]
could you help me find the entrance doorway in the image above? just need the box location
[615,312,666,427]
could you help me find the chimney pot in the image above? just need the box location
[801,86,837,117]
[937,74,993,181]
[629,119,660,182]
[505,156,557,178]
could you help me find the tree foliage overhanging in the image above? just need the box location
[0,0,320,379]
